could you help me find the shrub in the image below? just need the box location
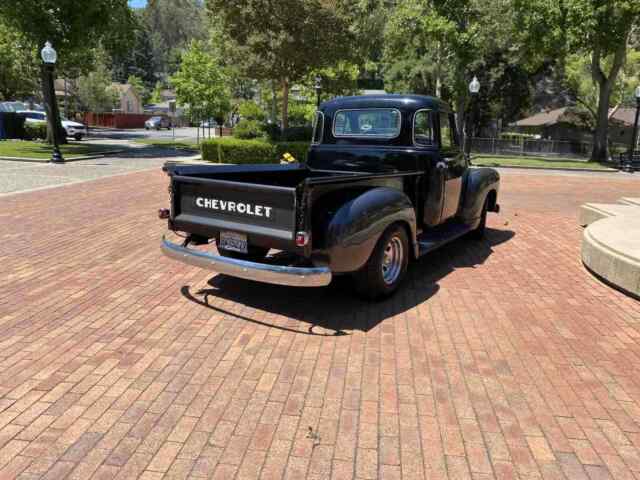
[201,138,311,164]
[201,138,276,164]
[23,122,47,140]
[275,142,310,163]
[233,119,266,140]
[238,100,266,121]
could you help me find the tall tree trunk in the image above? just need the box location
[271,80,277,124]
[282,78,289,134]
[591,83,611,162]
[590,39,627,162]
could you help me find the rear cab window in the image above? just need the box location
[439,112,459,149]
[311,111,324,144]
[333,108,401,138]
[413,110,434,146]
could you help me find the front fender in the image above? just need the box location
[460,167,500,225]
[324,187,416,273]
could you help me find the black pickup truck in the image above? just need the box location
[161,94,500,299]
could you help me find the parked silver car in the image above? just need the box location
[145,116,172,130]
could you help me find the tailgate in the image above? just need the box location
[172,175,297,242]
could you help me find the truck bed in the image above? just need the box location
[165,162,419,254]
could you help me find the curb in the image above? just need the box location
[0,149,127,163]
[473,163,619,173]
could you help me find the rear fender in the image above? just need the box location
[459,167,500,226]
[324,187,417,273]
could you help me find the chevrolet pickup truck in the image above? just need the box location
[160,94,500,299]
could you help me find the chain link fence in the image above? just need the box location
[470,137,628,160]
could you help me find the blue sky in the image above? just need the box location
[128,0,147,8]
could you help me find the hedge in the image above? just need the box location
[201,138,310,164]
[24,122,47,140]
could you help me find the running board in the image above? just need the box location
[418,222,472,256]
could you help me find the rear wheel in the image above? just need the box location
[354,224,409,300]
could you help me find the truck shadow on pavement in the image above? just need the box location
[180,228,515,334]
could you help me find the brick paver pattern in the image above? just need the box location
[1,169,640,479]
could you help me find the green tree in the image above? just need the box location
[0,21,38,101]
[0,0,134,143]
[127,75,150,105]
[207,0,355,129]
[144,0,207,78]
[76,53,119,113]
[149,81,164,104]
[170,40,231,124]
[111,11,156,87]
[515,0,640,161]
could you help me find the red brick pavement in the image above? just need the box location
[1,169,640,479]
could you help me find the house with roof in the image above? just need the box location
[511,106,637,147]
[110,83,143,114]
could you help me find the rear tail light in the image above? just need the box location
[158,208,170,219]
[296,231,309,247]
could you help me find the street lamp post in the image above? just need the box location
[627,85,640,173]
[315,76,322,108]
[41,41,64,164]
[465,76,481,158]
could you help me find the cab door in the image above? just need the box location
[438,112,465,221]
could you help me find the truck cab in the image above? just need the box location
[161,94,500,299]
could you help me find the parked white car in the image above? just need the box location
[18,110,88,141]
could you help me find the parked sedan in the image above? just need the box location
[145,116,172,130]
[17,110,87,140]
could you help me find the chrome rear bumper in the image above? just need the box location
[161,235,332,287]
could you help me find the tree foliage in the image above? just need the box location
[0,0,134,143]
[0,21,38,101]
[207,0,355,129]
[144,0,207,78]
[515,0,640,160]
[76,52,119,113]
[170,40,231,122]
[111,12,156,87]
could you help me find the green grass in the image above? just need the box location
[0,140,121,160]
[472,155,615,171]
[132,138,199,150]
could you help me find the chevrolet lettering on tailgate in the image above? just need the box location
[195,197,273,219]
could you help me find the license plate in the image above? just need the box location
[219,231,248,254]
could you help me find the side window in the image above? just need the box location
[449,113,459,146]
[413,110,433,146]
[311,111,324,144]
[439,112,453,149]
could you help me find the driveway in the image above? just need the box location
[1,169,640,479]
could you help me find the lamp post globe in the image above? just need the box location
[465,76,481,158]
[41,41,57,65]
[469,76,480,95]
[315,75,322,108]
[41,41,64,163]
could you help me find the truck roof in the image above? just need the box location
[321,94,450,113]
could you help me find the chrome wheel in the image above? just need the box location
[381,236,403,285]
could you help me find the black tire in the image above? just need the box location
[218,245,270,262]
[354,224,409,300]
[470,197,489,239]
[74,134,82,141]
